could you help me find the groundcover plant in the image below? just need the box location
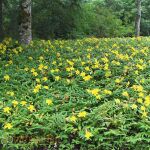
[0,37,150,150]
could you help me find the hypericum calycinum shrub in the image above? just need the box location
[0,37,150,150]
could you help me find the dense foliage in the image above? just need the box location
[0,37,150,149]
[2,0,150,39]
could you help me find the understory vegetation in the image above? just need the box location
[0,37,150,149]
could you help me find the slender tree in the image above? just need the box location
[0,0,3,41]
[135,0,142,37]
[19,0,32,44]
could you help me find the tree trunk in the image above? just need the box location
[0,0,3,42]
[135,0,142,37]
[19,0,32,44]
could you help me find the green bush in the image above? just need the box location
[71,4,134,38]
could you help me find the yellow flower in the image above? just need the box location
[31,68,35,73]
[39,56,44,60]
[44,86,49,90]
[104,64,109,70]
[135,70,139,75]
[3,107,11,113]
[138,92,144,98]
[52,61,56,65]
[7,91,14,96]
[20,101,27,106]
[115,99,121,104]
[46,99,53,105]
[12,100,18,107]
[140,78,145,83]
[104,89,112,95]
[101,57,109,63]
[145,96,150,102]
[144,96,150,106]
[66,79,71,83]
[57,53,60,57]
[28,56,33,60]
[42,77,48,82]
[122,91,129,97]
[32,71,38,76]
[123,103,129,109]
[141,111,148,118]
[4,75,10,81]
[96,95,101,100]
[36,84,42,89]
[28,105,36,112]
[137,98,143,104]
[78,111,87,118]
[55,76,61,81]
[70,116,77,122]
[44,65,48,69]
[33,88,39,93]
[131,104,137,109]
[140,106,146,111]
[115,78,121,84]
[87,89,100,96]
[38,64,44,70]
[4,123,13,129]
[87,88,101,99]
[137,85,143,92]
[87,54,91,59]
[85,130,93,140]
[66,67,72,72]
[8,60,13,64]
[85,67,90,71]
[80,72,86,77]
[33,84,42,93]
[67,60,74,66]
[105,71,111,77]
[36,78,40,83]
[132,85,143,92]
[24,67,29,71]
[75,70,80,75]
[55,69,59,72]
[112,60,120,66]
[81,61,85,66]
[83,75,92,81]
[136,64,144,70]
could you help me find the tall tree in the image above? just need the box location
[135,0,142,37]
[0,0,3,41]
[19,0,32,44]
